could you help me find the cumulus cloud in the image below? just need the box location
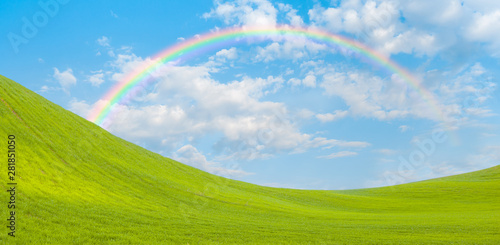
[277,3,304,27]
[308,1,445,56]
[53,68,77,91]
[401,0,465,26]
[463,0,500,12]
[69,99,92,118]
[203,0,278,27]
[254,39,327,62]
[316,110,349,123]
[287,77,301,86]
[201,0,500,58]
[87,71,105,87]
[302,74,316,88]
[303,0,500,57]
[109,53,156,82]
[320,69,418,120]
[287,72,320,88]
[203,0,327,63]
[214,47,238,61]
[465,10,500,55]
[315,61,496,124]
[74,49,371,163]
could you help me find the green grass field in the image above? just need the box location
[0,75,499,244]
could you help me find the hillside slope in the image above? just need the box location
[0,75,499,244]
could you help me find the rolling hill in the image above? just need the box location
[0,75,499,244]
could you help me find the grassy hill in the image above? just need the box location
[0,75,499,244]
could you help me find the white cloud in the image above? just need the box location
[308,5,343,32]
[39,85,57,93]
[80,50,372,162]
[373,28,442,56]
[318,151,358,159]
[40,85,49,93]
[320,69,421,120]
[287,72,321,88]
[203,0,278,27]
[305,0,500,57]
[53,68,77,91]
[255,42,280,62]
[277,3,304,27]
[109,53,155,82]
[314,61,496,124]
[110,10,118,18]
[97,36,111,47]
[254,39,327,62]
[201,0,307,43]
[465,10,500,55]
[463,0,500,12]
[401,0,465,26]
[69,99,92,118]
[87,71,105,87]
[308,1,433,56]
[203,0,497,61]
[81,46,429,164]
[201,0,500,57]
[173,144,250,177]
[302,74,316,88]
[316,110,349,123]
[287,77,301,86]
[436,62,496,121]
[215,47,238,60]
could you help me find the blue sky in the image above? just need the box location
[1,0,499,189]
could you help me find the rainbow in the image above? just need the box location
[87,25,444,126]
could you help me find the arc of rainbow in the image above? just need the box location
[87,26,445,126]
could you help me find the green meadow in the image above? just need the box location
[0,75,499,244]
